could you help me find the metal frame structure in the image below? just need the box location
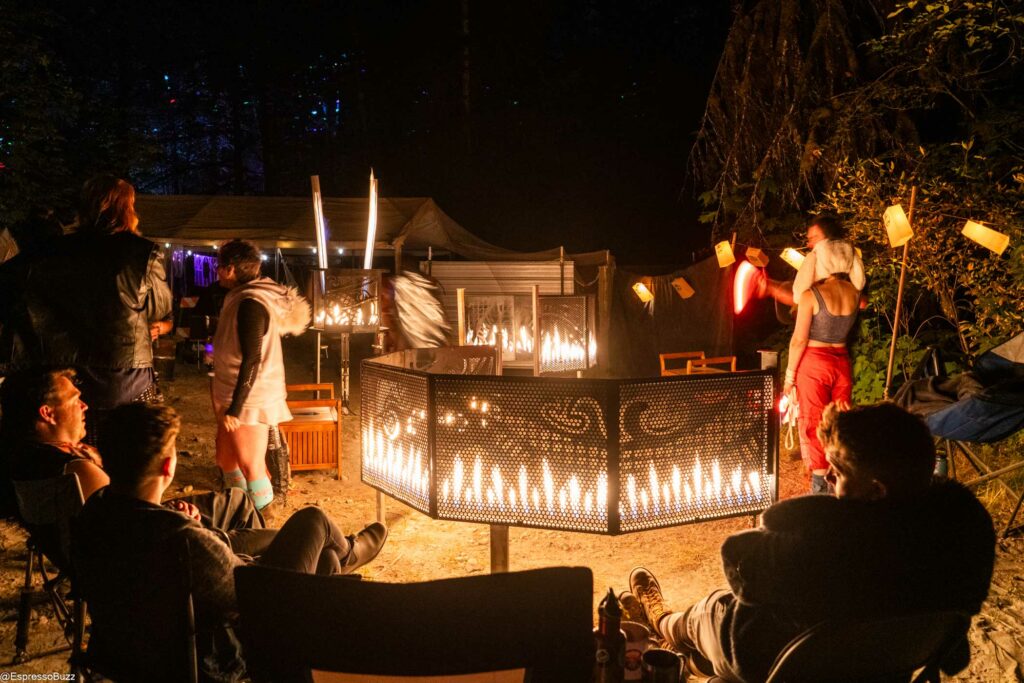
[361,349,778,540]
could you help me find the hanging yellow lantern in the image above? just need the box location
[715,240,736,268]
[632,281,654,303]
[962,220,1010,256]
[780,248,805,271]
[670,277,694,300]
[745,247,769,268]
[883,204,913,248]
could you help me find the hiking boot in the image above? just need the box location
[618,590,648,626]
[340,522,389,574]
[629,566,667,629]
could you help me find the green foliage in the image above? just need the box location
[813,0,1024,389]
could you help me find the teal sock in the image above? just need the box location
[223,468,246,491]
[248,477,274,509]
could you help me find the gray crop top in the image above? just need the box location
[808,287,857,343]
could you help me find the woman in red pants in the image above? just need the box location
[783,239,860,493]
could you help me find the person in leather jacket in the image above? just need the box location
[22,174,172,445]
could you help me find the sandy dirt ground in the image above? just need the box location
[2,336,1023,680]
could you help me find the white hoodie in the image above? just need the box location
[212,278,311,425]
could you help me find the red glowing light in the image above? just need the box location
[733,261,760,314]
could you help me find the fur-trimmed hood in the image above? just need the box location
[227,278,311,337]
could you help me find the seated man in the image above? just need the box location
[629,402,995,683]
[1,367,266,550]
[73,403,388,681]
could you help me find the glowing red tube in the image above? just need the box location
[734,261,760,314]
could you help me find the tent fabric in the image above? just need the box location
[134,195,610,266]
[608,256,733,377]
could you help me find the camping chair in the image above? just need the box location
[234,565,594,683]
[74,534,200,683]
[912,335,1024,537]
[659,351,705,376]
[757,610,971,683]
[12,473,84,665]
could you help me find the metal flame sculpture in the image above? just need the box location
[362,348,777,535]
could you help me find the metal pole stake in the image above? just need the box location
[490,524,509,573]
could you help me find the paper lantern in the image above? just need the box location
[883,205,913,248]
[671,277,694,300]
[746,247,769,268]
[632,282,654,303]
[780,248,805,271]
[715,241,736,268]
[962,220,1009,256]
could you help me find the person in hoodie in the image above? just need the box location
[627,402,995,683]
[211,239,310,510]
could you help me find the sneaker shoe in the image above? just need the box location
[629,566,667,629]
[339,522,389,574]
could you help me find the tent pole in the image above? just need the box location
[559,246,565,295]
[340,333,351,415]
[884,186,917,399]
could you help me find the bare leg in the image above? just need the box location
[226,423,270,482]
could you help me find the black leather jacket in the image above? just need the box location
[23,231,172,369]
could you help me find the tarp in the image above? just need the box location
[134,195,610,266]
[608,256,733,376]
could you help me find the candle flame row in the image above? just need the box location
[363,416,770,526]
[316,301,380,327]
[465,324,596,365]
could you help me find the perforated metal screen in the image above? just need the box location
[617,373,775,532]
[361,351,777,535]
[538,296,594,374]
[433,376,611,532]
[311,269,382,333]
[360,364,431,514]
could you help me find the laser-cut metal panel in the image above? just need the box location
[360,363,431,514]
[311,269,382,333]
[617,372,776,532]
[538,295,594,374]
[464,294,534,365]
[432,376,611,533]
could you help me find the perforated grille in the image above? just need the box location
[433,376,611,532]
[361,348,777,535]
[360,364,431,514]
[618,373,775,532]
[464,294,534,364]
[311,269,381,333]
[538,296,594,374]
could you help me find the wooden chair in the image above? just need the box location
[279,383,342,479]
[659,351,705,376]
[686,356,737,374]
[235,565,594,683]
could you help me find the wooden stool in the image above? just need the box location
[279,383,342,479]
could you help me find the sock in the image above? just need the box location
[248,476,274,509]
[222,468,246,491]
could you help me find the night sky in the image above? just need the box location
[40,1,732,265]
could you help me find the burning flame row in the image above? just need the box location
[465,325,597,366]
[315,301,380,328]
[363,415,771,528]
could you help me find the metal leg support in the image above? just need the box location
[490,524,509,574]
